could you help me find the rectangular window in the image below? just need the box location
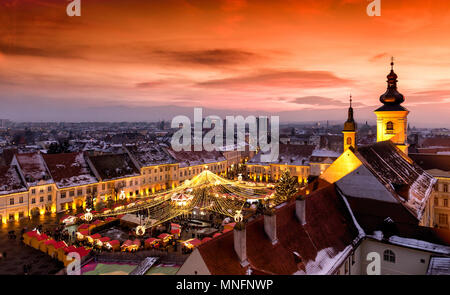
[444,184,448,193]
[61,192,66,199]
[444,199,448,207]
[439,214,448,225]
[48,195,52,201]
[31,189,36,194]
[434,198,439,206]
[69,191,75,197]
[77,189,82,196]
[10,198,14,205]
[102,183,106,190]
[40,188,44,193]
[32,198,36,204]
[19,197,24,203]
[40,196,44,203]
[48,186,52,192]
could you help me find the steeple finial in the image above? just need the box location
[379,57,404,106]
[349,94,352,108]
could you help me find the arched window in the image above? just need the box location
[346,137,352,145]
[386,121,394,131]
[383,249,396,263]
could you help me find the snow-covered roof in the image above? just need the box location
[126,144,175,167]
[43,152,98,189]
[248,144,315,166]
[88,153,140,181]
[311,149,341,158]
[14,152,54,186]
[167,148,225,168]
[427,257,450,275]
[0,165,27,195]
[356,141,436,220]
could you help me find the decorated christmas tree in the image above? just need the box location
[274,169,298,202]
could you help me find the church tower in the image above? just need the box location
[343,95,356,151]
[374,58,409,155]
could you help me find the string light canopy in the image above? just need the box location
[94,170,275,229]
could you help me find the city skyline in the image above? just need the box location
[1,0,450,127]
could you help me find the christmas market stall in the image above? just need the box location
[157,233,173,247]
[182,238,202,253]
[104,240,120,252]
[95,237,111,249]
[86,233,102,245]
[47,241,67,258]
[30,232,50,249]
[39,238,56,253]
[121,239,141,252]
[23,230,39,245]
[144,237,161,250]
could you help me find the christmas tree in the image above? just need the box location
[274,169,298,202]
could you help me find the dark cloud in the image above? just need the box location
[197,69,353,89]
[407,89,450,104]
[135,80,169,88]
[0,41,86,59]
[152,48,259,66]
[285,96,366,107]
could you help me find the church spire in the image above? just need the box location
[379,57,405,106]
[343,94,357,151]
[343,94,356,132]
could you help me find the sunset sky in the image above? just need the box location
[1,0,450,126]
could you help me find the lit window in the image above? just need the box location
[383,250,396,263]
[386,121,394,131]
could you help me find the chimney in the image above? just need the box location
[296,195,306,225]
[264,208,278,245]
[233,222,249,267]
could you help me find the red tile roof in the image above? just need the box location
[197,184,360,275]
[421,137,450,148]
